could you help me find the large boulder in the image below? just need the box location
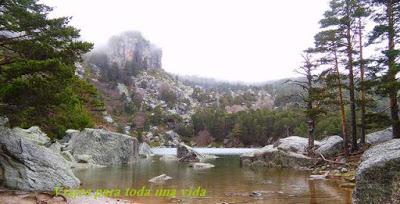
[273,136,319,154]
[353,139,400,204]
[65,128,139,166]
[12,126,50,146]
[0,125,79,191]
[366,128,393,145]
[240,145,314,169]
[316,135,343,158]
[177,143,205,162]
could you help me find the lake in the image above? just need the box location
[74,148,352,204]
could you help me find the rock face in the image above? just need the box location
[240,145,314,169]
[177,143,205,162]
[0,123,79,191]
[353,139,400,204]
[65,128,139,166]
[273,136,319,154]
[366,128,393,145]
[316,135,343,158]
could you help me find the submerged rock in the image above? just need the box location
[191,162,215,169]
[149,174,173,184]
[159,155,177,161]
[353,139,400,204]
[365,128,392,145]
[0,124,79,191]
[177,143,205,162]
[65,128,139,166]
[316,135,343,158]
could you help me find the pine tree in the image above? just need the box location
[291,52,326,156]
[354,1,370,145]
[363,0,400,139]
[320,0,360,151]
[313,29,350,157]
[0,0,94,137]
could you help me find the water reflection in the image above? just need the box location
[74,156,351,204]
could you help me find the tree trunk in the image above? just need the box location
[334,46,349,157]
[306,70,315,157]
[345,0,358,151]
[387,0,400,139]
[359,18,367,145]
[307,118,315,157]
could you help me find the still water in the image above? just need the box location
[74,149,352,204]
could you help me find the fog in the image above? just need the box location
[41,0,330,82]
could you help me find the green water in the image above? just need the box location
[74,156,352,204]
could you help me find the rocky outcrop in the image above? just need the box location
[366,128,393,145]
[64,128,139,166]
[177,143,205,162]
[273,136,319,154]
[240,145,314,169]
[0,122,79,191]
[316,135,343,158]
[353,139,400,204]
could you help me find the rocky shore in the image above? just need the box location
[0,117,139,192]
[239,129,400,203]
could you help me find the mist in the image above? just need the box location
[41,0,330,82]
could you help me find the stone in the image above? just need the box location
[273,136,319,154]
[65,128,139,166]
[316,135,343,158]
[353,139,400,204]
[139,142,154,158]
[48,141,63,153]
[309,171,329,180]
[340,167,348,173]
[149,174,172,184]
[159,155,177,161]
[191,163,215,169]
[59,129,80,144]
[366,128,393,145]
[61,151,76,162]
[240,145,314,169]
[164,130,181,146]
[0,125,80,191]
[177,143,205,162]
[12,126,50,146]
[74,154,95,164]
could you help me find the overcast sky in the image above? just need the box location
[41,0,330,82]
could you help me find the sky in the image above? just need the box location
[41,0,330,82]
